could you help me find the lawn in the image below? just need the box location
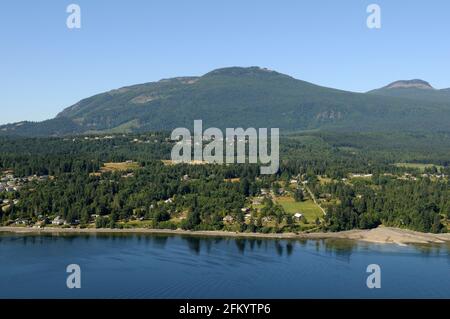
[394,163,443,172]
[224,178,241,183]
[118,220,154,228]
[318,176,332,185]
[274,196,324,221]
[100,161,140,172]
[162,159,209,165]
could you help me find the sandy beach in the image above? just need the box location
[1,226,449,246]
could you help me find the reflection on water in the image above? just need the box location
[0,232,449,298]
[1,231,448,258]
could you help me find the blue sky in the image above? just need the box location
[1,0,449,124]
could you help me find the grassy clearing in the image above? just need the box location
[318,176,332,185]
[118,220,154,228]
[162,159,209,166]
[224,178,241,183]
[274,196,323,221]
[100,162,140,172]
[394,163,443,172]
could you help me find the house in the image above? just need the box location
[350,173,373,178]
[33,220,46,228]
[223,215,234,223]
[252,197,263,205]
[294,213,303,221]
[164,198,173,204]
[241,207,250,213]
[14,218,28,225]
[52,216,65,225]
[244,213,252,220]
[262,216,271,223]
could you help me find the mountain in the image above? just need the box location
[2,67,450,136]
[368,79,450,104]
[383,79,434,90]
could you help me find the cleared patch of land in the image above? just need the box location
[394,163,443,172]
[274,196,323,221]
[224,178,241,183]
[100,161,140,173]
[162,159,209,166]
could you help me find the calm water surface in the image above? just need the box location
[0,233,449,298]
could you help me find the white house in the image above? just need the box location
[52,216,65,225]
[223,215,234,223]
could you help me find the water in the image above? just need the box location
[0,232,449,298]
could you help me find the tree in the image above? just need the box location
[286,215,293,227]
[181,208,201,230]
[431,214,443,233]
[294,189,304,202]
[240,178,250,197]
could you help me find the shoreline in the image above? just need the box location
[1,226,449,246]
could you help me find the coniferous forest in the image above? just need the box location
[0,131,449,234]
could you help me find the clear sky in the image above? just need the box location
[1,0,449,124]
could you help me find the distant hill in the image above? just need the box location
[2,67,450,136]
[368,79,450,104]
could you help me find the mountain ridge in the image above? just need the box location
[368,78,450,104]
[383,79,434,90]
[2,67,450,136]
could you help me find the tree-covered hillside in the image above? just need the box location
[2,67,450,136]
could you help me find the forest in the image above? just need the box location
[0,131,448,233]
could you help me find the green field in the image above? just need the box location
[101,161,140,172]
[394,162,443,172]
[274,196,324,221]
